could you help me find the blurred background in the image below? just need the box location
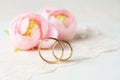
[0,0,120,26]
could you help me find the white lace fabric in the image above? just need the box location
[0,26,120,80]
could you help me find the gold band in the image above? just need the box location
[52,40,73,61]
[38,37,64,64]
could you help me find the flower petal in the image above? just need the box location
[39,27,58,49]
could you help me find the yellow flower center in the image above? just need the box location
[55,15,67,23]
[23,19,36,36]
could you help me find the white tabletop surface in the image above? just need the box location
[0,0,120,80]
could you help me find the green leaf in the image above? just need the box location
[4,29,9,35]
[14,48,20,52]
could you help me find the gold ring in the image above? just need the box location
[38,37,64,64]
[52,40,73,61]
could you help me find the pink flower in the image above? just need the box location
[9,12,58,50]
[39,8,76,40]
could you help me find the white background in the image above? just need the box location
[0,0,120,80]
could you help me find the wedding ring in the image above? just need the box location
[52,40,73,61]
[38,37,64,64]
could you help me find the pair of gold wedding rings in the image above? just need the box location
[38,37,73,64]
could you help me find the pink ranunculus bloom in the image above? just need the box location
[39,8,76,40]
[9,12,58,50]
